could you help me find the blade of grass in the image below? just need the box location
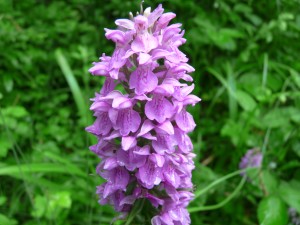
[226,62,237,119]
[55,49,88,123]
[262,53,269,88]
[0,163,86,177]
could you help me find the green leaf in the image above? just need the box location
[236,90,257,111]
[0,196,6,206]
[3,74,13,92]
[261,170,278,195]
[279,181,300,213]
[0,136,13,158]
[31,195,47,218]
[257,195,288,225]
[0,214,17,225]
[2,106,28,118]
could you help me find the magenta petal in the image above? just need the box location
[138,119,154,137]
[142,133,157,141]
[117,148,147,171]
[152,132,175,154]
[86,112,112,135]
[133,145,150,155]
[151,49,173,60]
[109,47,127,69]
[145,192,164,208]
[131,34,158,53]
[148,4,164,27]
[103,157,118,170]
[120,195,136,206]
[103,131,120,140]
[136,160,162,189]
[183,95,201,106]
[90,101,110,111]
[122,136,137,151]
[115,109,141,136]
[153,84,174,96]
[156,120,174,135]
[108,108,118,125]
[112,96,133,109]
[150,154,165,167]
[100,78,116,96]
[163,163,180,188]
[156,12,176,30]
[174,128,193,153]
[145,96,174,123]
[129,66,158,95]
[175,109,196,132]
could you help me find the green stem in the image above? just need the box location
[192,167,257,201]
[124,199,145,225]
[188,177,247,213]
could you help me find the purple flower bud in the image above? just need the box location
[86,4,200,224]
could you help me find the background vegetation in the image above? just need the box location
[1,0,300,224]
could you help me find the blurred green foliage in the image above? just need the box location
[0,0,300,224]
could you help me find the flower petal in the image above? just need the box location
[129,65,158,95]
[175,109,196,132]
[145,96,174,123]
[121,136,137,151]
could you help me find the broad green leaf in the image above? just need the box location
[257,195,288,225]
[31,195,47,218]
[0,214,17,225]
[261,171,278,195]
[236,90,257,111]
[279,181,300,213]
[2,106,28,118]
[262,108,290,128]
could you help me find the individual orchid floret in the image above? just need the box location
[87,4,200,225]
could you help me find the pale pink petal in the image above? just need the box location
[105,29,125,44]
[138,52,151,65]
[115,19,134,30]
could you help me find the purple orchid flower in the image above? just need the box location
[86,4,200,225]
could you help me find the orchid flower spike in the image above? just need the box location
[87,4,201,225]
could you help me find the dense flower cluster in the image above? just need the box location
[86,4,200,224]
